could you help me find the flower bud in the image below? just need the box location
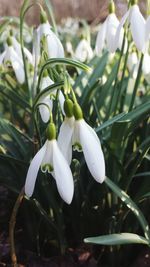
[6,36,12,47]
[73,103,83,120]
[40,9,48,24]
[46,122,56,140]
[109,1,115,13]
[131,0,138,5]
[64,99,74,118]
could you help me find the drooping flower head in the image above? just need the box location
[37,8,64,59]
[95,1,124,54]
[25,122,74,204]
[0,36,25,84]
[58,98,106,184]
[114,0,146,53]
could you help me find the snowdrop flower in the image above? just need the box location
[127,51,138,79]
[95,1,124,54]
[0,37,25,84]
[58,100,105,184]
[10,35,33,65]
[39,71,65,123]
[75,39,93,62]
[25,122,74,204]
[37,9,64,58]
[114,0,146,52]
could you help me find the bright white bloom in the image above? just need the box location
[10,36,33,64]
[72,119,105,183]
[58,116,75,164]
[37,10,64,58]
[25,131,74,204]
[127,52,138,79]
[58,102,105,184]
[95,13,124,54]
[114,4,146,52]
[39,75,65,123]
[75,39,93,62]
[0,38,25,84]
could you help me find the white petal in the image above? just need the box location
[106,14,119,53]
[41,76,54,91]
[46,31,64,58]
[95,19,107,54]
[58,90,65,114]
[25,141,47,197]
[52,140,74,204]
[113,10,130,53]
[79,120,105,183]
[142,53,150,75]
[58,117,74,164]
[146,16,150,42]
[39,96,52,123]
[75,39,93,62]
[0,51,6,64]
[130,5,146,51]
[41,140,53,171]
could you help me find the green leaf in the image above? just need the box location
[84,233,149,245]
[96,112,126,132]
[105,177,150,242]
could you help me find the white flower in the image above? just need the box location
[114,4,146,52]
[75,39,93,62]
[37,16,64,58]
[58,102,105,184]
[0,38,25,84]
[95,13,124,54]
[39,75,65,123]
[72,119,105,183]
[11,36,33,65]
[25,127,74,204]
[127,52,138,79]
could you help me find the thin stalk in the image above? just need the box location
[114,42,130,115]
[9,187,25,267]
[106,32,126,118]
[129,53,144,111]
[44,0,58,35]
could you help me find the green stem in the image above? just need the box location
[129,53,144,111]
[114,42,130,115]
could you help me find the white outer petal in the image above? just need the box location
[142,53,150,75]
[52,140,74,204]
[130,5,146,52]
[58,117,74,164]
[95,19,107,54]
[106,13,119,53]
[75,39,93,62]
[58,90,65,114]
[113,10,130,53]
[25,141,47,197]
[46,32,64,58]
[79,119,105,183]
[9,46,25,84]
[41,76,54,91]
[146,16,150,42]
[39,96,52,123]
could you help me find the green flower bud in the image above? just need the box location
[73,103,83,120]
[109,1,115,13]
[131,0,138,5]
[40,9,48,24]
[43,69,48,77]
[46,122,56,140]
[64,99,74,118]
[6,36,12,46]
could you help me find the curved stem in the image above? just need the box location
[129,53,144,111]
[9,187,25,267]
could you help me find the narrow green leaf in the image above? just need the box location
[84,233,149,246]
